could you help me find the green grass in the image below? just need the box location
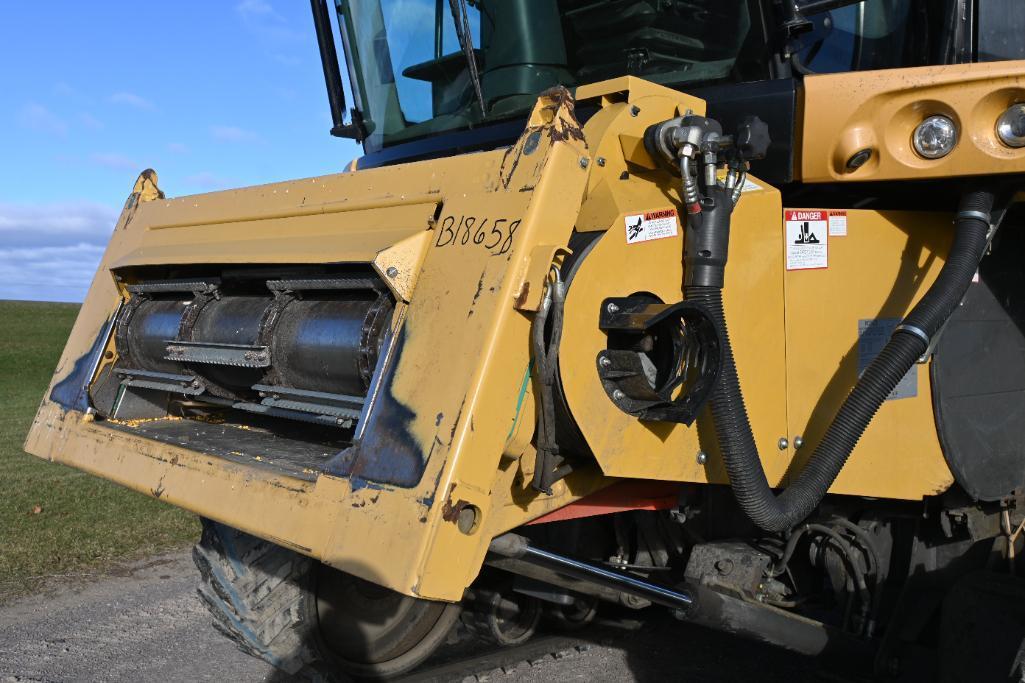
[0,300,199,601]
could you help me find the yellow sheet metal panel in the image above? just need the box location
[561,179,789,484]
[24,88,598,604]
[783,209,954,499]
[801,60,1025,183]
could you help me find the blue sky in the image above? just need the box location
[0,1,362,302]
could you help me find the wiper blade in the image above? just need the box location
[448,0,486,118]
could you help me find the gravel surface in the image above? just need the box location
[0,551,831,683]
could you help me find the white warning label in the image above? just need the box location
[625,208,679,244]
[785,209,828,270]
[828,210,847,236]
[739,177,763,194]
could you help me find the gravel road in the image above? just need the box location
[0,551,831,683]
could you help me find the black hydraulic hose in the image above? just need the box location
[687,189,996,532]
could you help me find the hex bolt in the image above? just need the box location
[579,157,590,169]
[612,389,626,401]
[596,157,606,167]
[696,451,707,465]
[793,435,804,449]
[778,437,789,451]
[606,302,620,314]
[599,356,612,368]
[630,105,641,117]
[386,266,399,278]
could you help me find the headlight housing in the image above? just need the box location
[912,115,958,159]
[996,104,1025,148]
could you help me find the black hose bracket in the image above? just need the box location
[597,296,723,425]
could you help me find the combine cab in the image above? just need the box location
[26,0,1025,679]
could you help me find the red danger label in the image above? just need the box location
[785,210,824,221]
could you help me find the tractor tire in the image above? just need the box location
[193,519,461,681]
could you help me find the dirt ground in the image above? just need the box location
[0,550,839,683]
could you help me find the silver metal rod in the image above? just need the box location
[489,534,693,610]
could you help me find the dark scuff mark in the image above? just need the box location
[449,396,467,445]
[325,328,428,488]
[435,412,444,427]
[415,456,448,517]
[50,315,113,412]
[152,475,166,499]
[468,270,487,318]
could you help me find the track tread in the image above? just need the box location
[192,519,329,680]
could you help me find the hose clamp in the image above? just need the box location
[894,324,930,347]
[956,209,991,225]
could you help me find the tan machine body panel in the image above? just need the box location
[801,60,1025,183]
[25,71,986,602]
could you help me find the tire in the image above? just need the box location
[193,519,328,680]
[193,519,461,681]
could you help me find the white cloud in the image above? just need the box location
[90,152,140,171]
[236,0,303,43]
[19,103,69,137]
[210,125,261,143]
[184,171,238,191]
[110,91,155,110]
[53,82,76,97]
[0,201,119,249]
[79,112,104,130]
[237,0,276,18]
[0,202,119,302]
[0,243,106,303]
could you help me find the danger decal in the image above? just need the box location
[625,208,679,244]
[785,209,828,270]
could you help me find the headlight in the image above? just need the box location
[996,104,1025,148]
[912,115,958,159]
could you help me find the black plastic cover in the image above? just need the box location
[932,226,1025,501]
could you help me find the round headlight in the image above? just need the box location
[996,103,1025,148]
[912,115,958,159]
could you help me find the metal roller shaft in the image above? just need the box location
[119,291,392,398]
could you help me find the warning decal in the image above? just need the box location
[625,208,679,244]
[828,210,847,236]
[785,209,828,270]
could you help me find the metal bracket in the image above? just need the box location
[597,296,722,425]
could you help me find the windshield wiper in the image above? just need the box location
[448,0,486,118]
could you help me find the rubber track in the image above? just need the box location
[192,519,326,680]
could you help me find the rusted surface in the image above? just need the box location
[538,85,586,144]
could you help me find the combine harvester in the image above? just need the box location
[27,0,1025,679]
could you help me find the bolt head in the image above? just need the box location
[630,105,641,117]
[793,435,804,449]
[778,437,789,451]
[596,157,606,167]
[599,356,612,368]
[606,302,620,314]
[696,451,707,465]
[386,266,399,278]
[612,389,626,401]
[579,157,590,168]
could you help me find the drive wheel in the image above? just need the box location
[463,587,543,646]
[193,519,460,681]
[546,595,598,631]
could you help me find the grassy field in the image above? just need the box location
[0,300,198,601]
